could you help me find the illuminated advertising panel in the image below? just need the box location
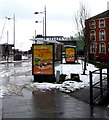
[33,44,54,75]
[65,47,75,62]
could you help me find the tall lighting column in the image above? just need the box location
[5,14,15,58]
[44,6,46,39]
[34,6,46,39]
[5,14,15,60]
[13,14,15,51]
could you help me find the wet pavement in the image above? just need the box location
[1,61,109,119]
[1,75,109,119]
[2,88,109,119]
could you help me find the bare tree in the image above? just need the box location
[74,2,90,74]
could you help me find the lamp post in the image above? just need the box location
[6,31,9,62]
[35,19,44,37]
[34,6,46,39]
[44,6,46,39]
[5,14,15,59]
[5,14,15,49]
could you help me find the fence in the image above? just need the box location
[90,68,109,105]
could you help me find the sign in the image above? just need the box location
[65,47,75,62]
[32,44,54,75]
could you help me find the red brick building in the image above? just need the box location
[85,10,109,61]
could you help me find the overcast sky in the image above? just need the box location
[0,0,109,51]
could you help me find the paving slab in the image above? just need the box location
[2,88,109,119]
[69,86,90,103]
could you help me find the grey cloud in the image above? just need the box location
[0,0,35,19]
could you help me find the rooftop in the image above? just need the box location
[86,10,109,20]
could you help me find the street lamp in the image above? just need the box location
[34,6,46,39]
[35,18,44,37]
[5,14,16,60]
[5,14,15,50]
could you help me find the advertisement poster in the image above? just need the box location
[65,47,75,62]
[33,44,54,75]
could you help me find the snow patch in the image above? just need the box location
[0,80,89,98]
[0,59,107,99]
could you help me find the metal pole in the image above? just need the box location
[13,14,15,59]
[100,68,103,98]
[43,17,44,38]
[107,68,109,88]
[44,6,46,39]
[7,31,9,62]
[90,71,93,105]
[13,14,15,49]
[35,30,37,44]
[7,31,9,44]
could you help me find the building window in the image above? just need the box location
[99,30,105,41]
[99,19,105,28]
[90,43,97,54]
[90,21,96,29]
[99,43,106,53]
[90,31,96,41]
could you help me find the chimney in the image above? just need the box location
[107,1,109,10]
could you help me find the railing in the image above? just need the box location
[90,68,109,105]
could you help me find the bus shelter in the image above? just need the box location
[30,38,63,82]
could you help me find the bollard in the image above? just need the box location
[56,71,60,83]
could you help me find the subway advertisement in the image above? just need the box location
[32,44,54,75]
[65,47,75,62]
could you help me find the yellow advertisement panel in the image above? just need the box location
[33,45,53,75]
[65,48,75,62]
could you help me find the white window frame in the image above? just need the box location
[90,31,96,41]
[99,30,105,41]
[90,43,97,54]
[99,42,106,54]
[90,21,96,29]
[99,19,105,28]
